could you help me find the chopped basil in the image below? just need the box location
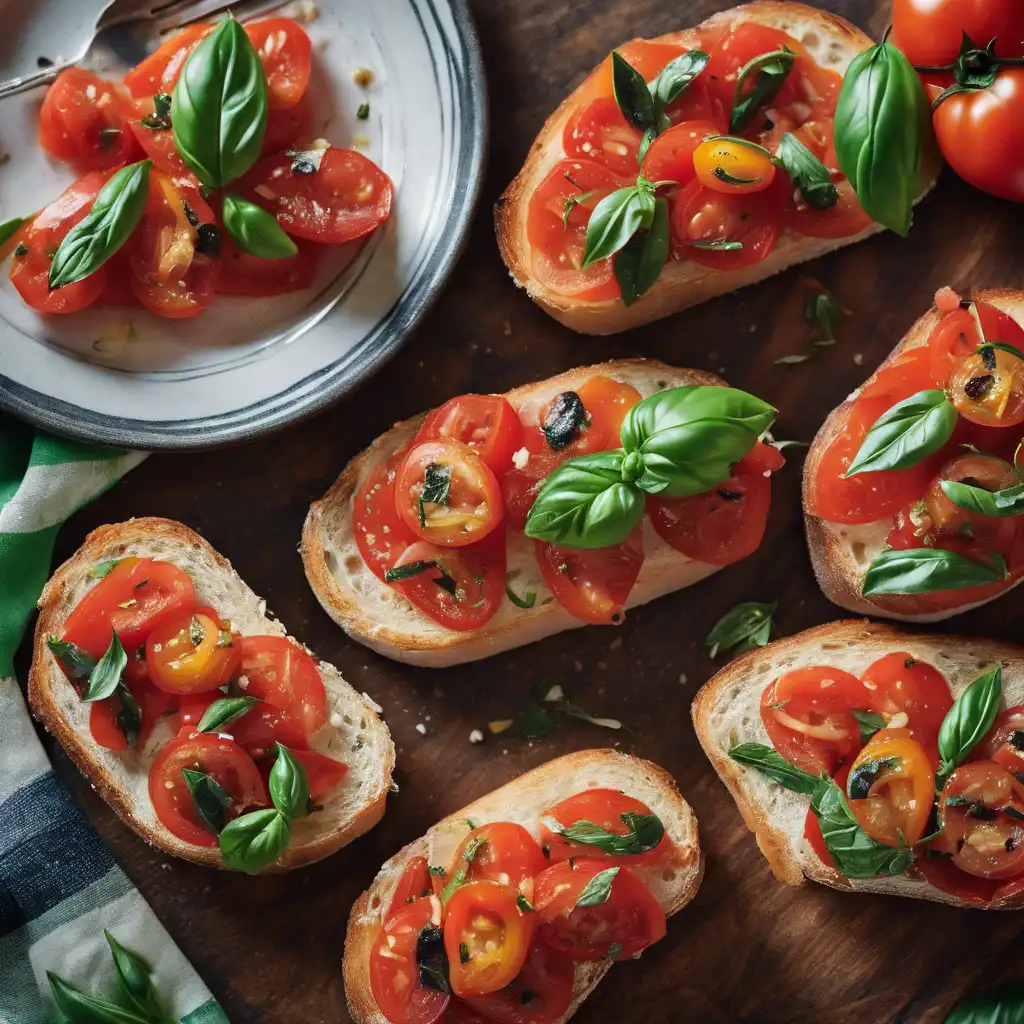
[440,835,488,905]
[575,866,619,907]
[87,558,121,579]
[847,756,901,800]
[727,743,819,794]
[688,238,743,251]
[357,102,370,119]
[181,768,232,835]
[517,894,534,913]
[385,560,437,583]
[415,924,451,994]
[47,636,97,687]
[705,601,776,658]
[542,391,586,450]
[852,709,887,743]
[543,811,664,855]
[504,574,537,609]
[419,462,452,527]
[730,48,795,133]
[195,223,222,257]
[13,241,28,257]
[141,92,172,131]
[196,696,258,733]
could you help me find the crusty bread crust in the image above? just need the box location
[342,750,703,1024]
[302,358,748,667]
[692,619,1024,908]
[495,1,941,335]
[804,289,1024,622]
[29,518,395,871]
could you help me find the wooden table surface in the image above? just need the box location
[16,0,1024,1020]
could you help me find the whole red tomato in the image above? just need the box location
[892,0,1024,66]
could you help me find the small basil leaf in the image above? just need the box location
[941,480,1024,518]
[384,560,437,583]
[775,132,838,209]
[811,775,914,878]
[689,238,743,251]
[937,666,1003,783]
[805,289,845,343]
[852,709,888,742]
[505,575,536,609]
[83,630,128,703]
[611,51,656,130]
[416,924,451,994]
[731,47,795,133]
[115,685,142,749]
[575,866,620,907]
[542,811,664,855]
[440,834,488,905]
[945,982,1024,1024]
[421,462,451,505]
[219,808,291,874]
[181,768,232,836]
[705,601,776,658]
[847,756,900,800]
[862,548,1008,596]
[47,973,149,1024]
[846,390,957,475]
[49,160,151,289]
[47,637,97,687]
[172,17,269,188]
[269,743,311,819]
[523,450,645,549]
[104,931,166,1022]
[727,743,819,794]
[88,558,121,579]
[514,698,557,739]
[221,193,298,259]
[649,50,710,111]
[197,695,259,733]
[614,197,669,307]
[0,216,25,248]
[581,178,655,268]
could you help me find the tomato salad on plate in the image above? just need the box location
[8,15,392,319]
[368,789,672,1024]
[47,554,347,874]
[730,653,1024,904]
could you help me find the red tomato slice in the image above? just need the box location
[90,675,177,751]
[915,850,999,905]
[237,636,328,736]
[244,18,312,108]
[289,748,347,804]
[262,92,313,154]
[535,524,644,625]
[370,898,449,1024]
[761,667,875,774]
[784,178,872,238]
[563,97,642,178]
[463,941,575,1024]
[39,69,137,171]
[386,856,435,924]
[241,148,393,243]
[449,823,547,897]
[118,92,199,182]
[415,396,523,476]
[353,450,419,582]
[539,788,666,867]
[173,692,308,760]
[62,557,196,658]
[217,234,319,296]
[124,24,212,98]
[145,612,241,694]
[927,299,1024,387]
[10,172,115,315]
[99,248,143,307]
[640,119,719,186]
[648,441,783,565]
[148,729,267,846]
[524,158,628,302]
[534,859,666,961]
[979,705,1024,776]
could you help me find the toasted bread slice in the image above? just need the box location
[343,749,703,1023]
[804,289,1024,622]
[302,358,753,668]
[692,619,1024,908]
[495,1,941,335]
[29,518,395,871]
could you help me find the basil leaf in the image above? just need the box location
[269,743,311,819]
[576,866,619,907]
[834,40,929,236]
[0,216,25,248]
[416,924,451,994]
[805,289,845,344]
[937,666,1002,783]
[221,193,297,259]
[514,697,557,739]
[505,574,536,609]
[649,50,710,114]
[614,197,669,307]
[172,17,268,189]
[49,160,151,289]
[775,132,837,210]
[197,696,259,733]
[863,547,1008,596]
[219,808,291,874]
[946,983,1024,1024]
[422,462,451,505]
[47,973,149,1024]
[104,931,166,1022]
[619,385,777,497]
[47,636,97,687]
[83,630,128,703]
[731,48,795,133]
[848,756,901,800]
[181,768,232,835]
[115,685,142,749]
[524,450,645,549]
[941,480,1024,518]
[727,743,819,794]
[811,775,913,878]
[440,834,488,905]
[689,238,743,251]
[852,709,888,742]
[88,558,121,579]
[611,51,655,130]
[384,560,437,583]
[581,178,655,268]
[846,390,957,475]
[705,601,776,658]
[977,342,1024,363]
[543,810,664,855]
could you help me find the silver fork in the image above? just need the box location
[0,0,290,99]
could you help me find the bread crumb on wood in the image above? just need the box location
[415,722,427,735]
[469,729,484,744]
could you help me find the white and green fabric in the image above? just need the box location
[0,415,227,1024]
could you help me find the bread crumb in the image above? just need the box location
[237,674,249,690]
[853,353,864,365]
[469,729,484,744]
[353,67,374,87]
[329,712,344,728]
[415,722,427,735]
[573,661,583,672]
[353,134,371,148]
[542,684,564,702]
[609,637,623,651]
[512,447,530,470]
[502,321,512,336]
[678,673,688,685]
[362,692,383,713]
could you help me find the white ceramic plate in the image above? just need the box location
[0,0,485,448]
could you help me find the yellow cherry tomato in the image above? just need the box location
[693,136,776,195]
[949,346,1024,427]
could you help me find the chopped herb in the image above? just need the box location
[688,238,743,251]
[562,189,596,228]
[141,93,172,130]
[415,925,451,994]
[87,559,120,579]
[428,865,447,877]
[605,942,624,959]
[13,242,28,257]
[543,391,587,450]
[852,709,888,742]
[505,574,537,609]
[384,560,437,583]
[195,223,221,257]
[357,102,370,119]
[419,462,452,527]
[517,894,534,913]
[705,601,776,658]
[182,201,200,227]
[287,147,327,174]
[98,127,121,151]
[189,617,205,647]
[459,943,471,964]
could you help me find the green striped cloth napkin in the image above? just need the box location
[0,415,228,1023]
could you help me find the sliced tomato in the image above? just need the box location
[386,856,435,923]
[148,729,267,846]
[915,850,999,905]
[539,788,666,867]
[89,675,176,751]
[639,119,719,186]
[463,941,575,1024]
[437,1002,489,1024]
[145,612,241,694]
[648,441,783,565]
[123,24,211,97]
[262,92,313,154]
[415,396,523,476]
[370,897,449,1024]
[39,69,137,171]
[62,558,196,658]
[245,18,312,108]
[979,705,1024,776]
[217,234,319,295]
[534,859,666,961]
[237,636,327,737]
[241,148,393,243]
[353,449,419,582]
[536,524,643,625]
[118,92,198,182]
[389,533,506,632]
[563,97,642,177]
[927,299,1024,387]
[761,667,875,775]
[449,823,547,897]
[10,171,115,315]
[172,692,308,759]
[288,749,347,804]
[783,178,872,238]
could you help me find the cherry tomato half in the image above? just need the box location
[386,856,438,924]
[640,119,718,186]
[353,450,419,582]
[463,941,575,1024]
[693,136,776,194]
[124,24,212,98]
[949,346,1024,427]
[980,705,1024,776]
[563,97,642,178]
[237,635,328,737]
[449,823,547,897]
[415,395,523,476]
[173,690,308,759]
[90,675,176,751]
[244,18,312,109]
[146,612,241,694]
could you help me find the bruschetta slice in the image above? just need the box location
[805,288,1024,622]
[343,750,702,1024]
[29,518,394,872]
[302,358,786,667]
[496,1,940,335]
[693,619,1024,908]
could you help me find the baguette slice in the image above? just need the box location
[343,749,703,1024]
[303,358,745,668]
[495,0,941,336]
[29,518,395,871]
[804,289,1024,622]
[692,618,1024,908]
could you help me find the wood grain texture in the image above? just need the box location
[13,0,1024,1020]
